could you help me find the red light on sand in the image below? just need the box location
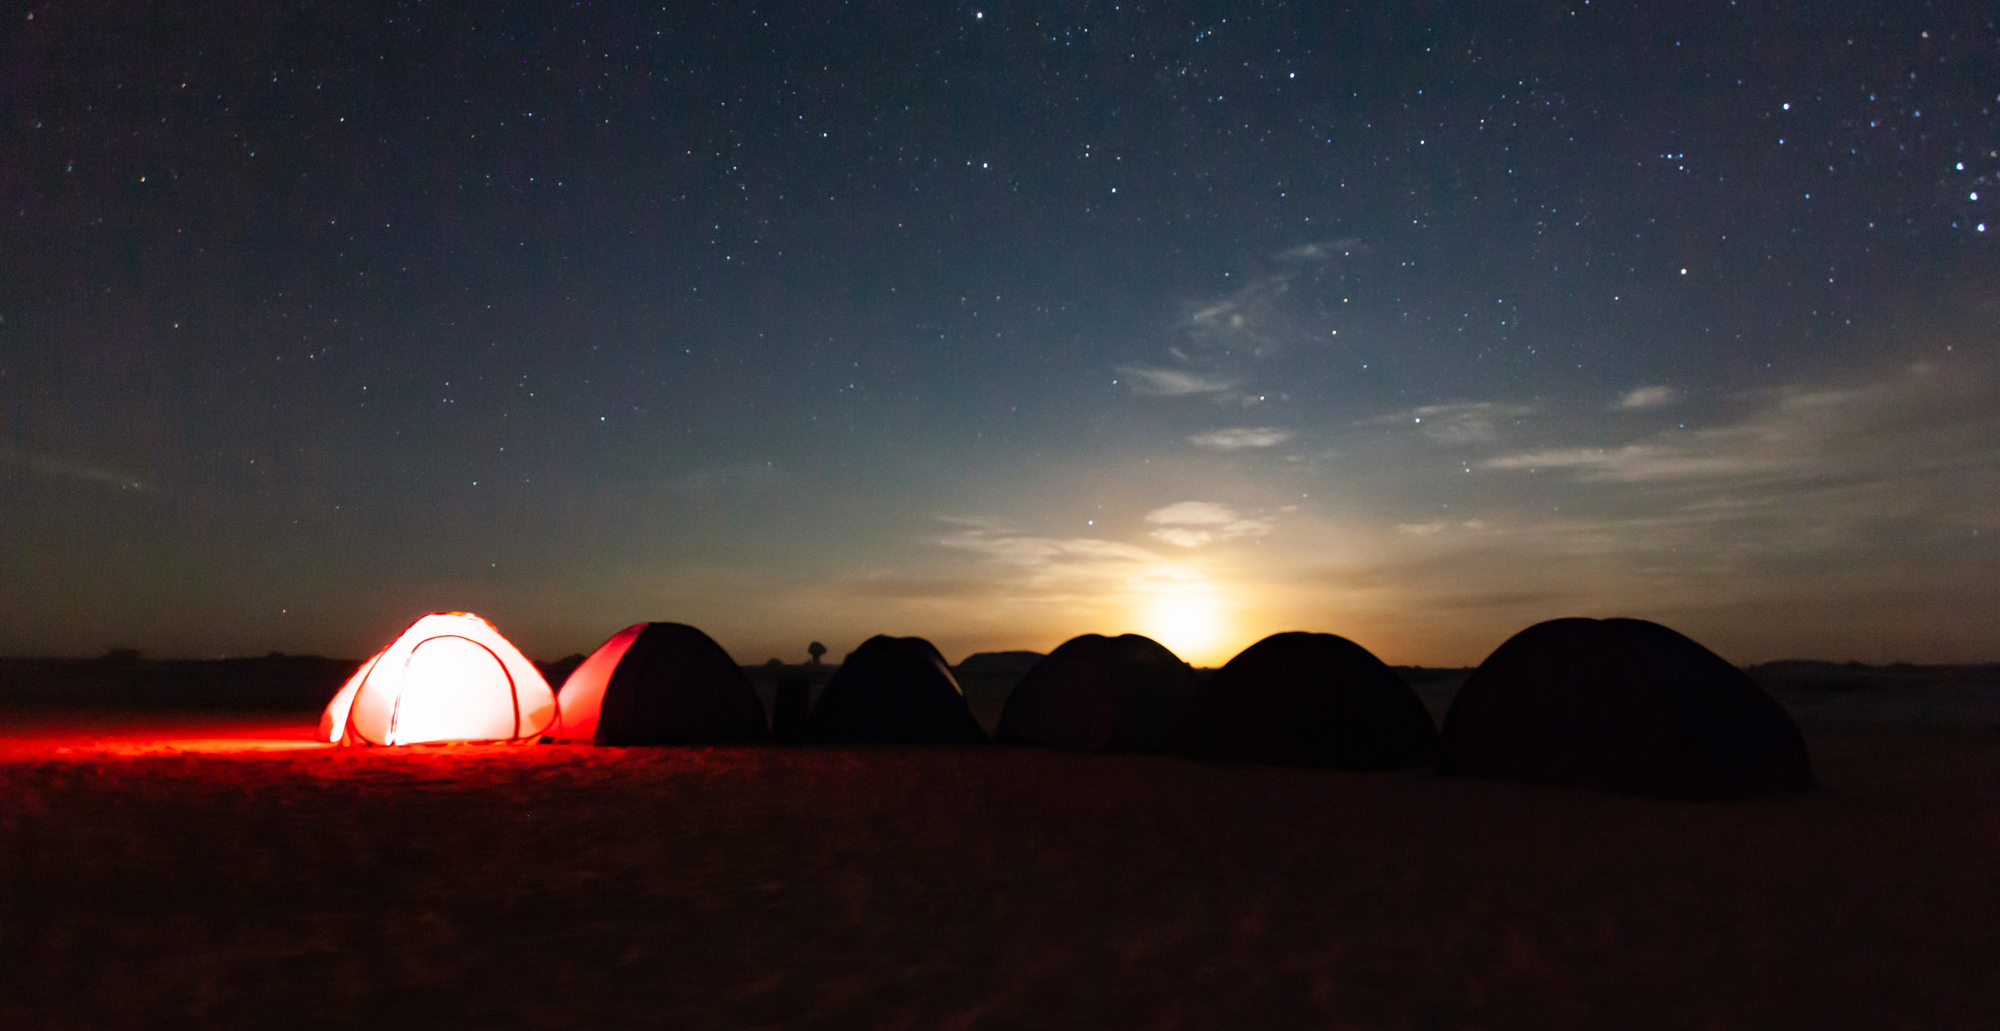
[317,646,386,741]
[0,714,332,760]
[318,612,555,746]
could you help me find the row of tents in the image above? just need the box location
[317,612,1814,800]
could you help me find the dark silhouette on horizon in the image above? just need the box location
[1439,617,1816,799]
[1187,632,1441,770]
[997,633,1199,753]
[804,635,986,745]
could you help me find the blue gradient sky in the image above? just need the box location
[5,2,1997,665]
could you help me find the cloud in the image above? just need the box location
[1367,402,1537,445]
[1115,364,1236,397]
[841,573,1004,602]
[1127,238,1370,406]
[1481,380,1946,485]
[1618,385,1678,409]
[661,461,785,495]
[1273,237,1366,262]
[1427,590,1561,611]
[1179,276,1295,360]
[1284,361,2000,661]
[1482,443,1794,482]
[1151,527,1216,548]
[0,446,148,491]
[1145,501,1242,526]
[1175,238,1368,361]
[933,517,1190,607]
[1465,362,2000,572]
[1188,426,1295,450]
[1391,518,1490,537]
[940,517,1160,569]
[1144,501,1277,546]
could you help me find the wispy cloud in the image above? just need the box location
[1273,237,1366,263]
[662,461,786,495]
[933,517,1193,607]
[1276,361,2000,663]
[1188,426,1294,450]
[1144,501,1277,547]
[1115,364,1236,397]
[1482,443,1791,482]
[1484,372,1977,485]
[1465,363,2000,570]
[941,517,1160,569]
[1125,238,1368,403]
[1178,241,1359,358]
[0,446,148,491]
[1367,402,1537,445]
[1146,501,1245,526]
[1617,385,1678,409]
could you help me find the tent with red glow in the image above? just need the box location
[317,612,556,746]
[549,622,767,745]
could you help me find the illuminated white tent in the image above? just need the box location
[317,612,556,746]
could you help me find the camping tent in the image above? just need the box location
[804,635,987,744]
[317,612,556,746]
[1188,632,1439,769]
[549,622,768,745]
[1438,617,1815,798]
[996,633,1198,752]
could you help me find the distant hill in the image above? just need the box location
[1746,660,2000,694]
[538,654,587,688]
[954,651,1045,677]
[0,655,358,711]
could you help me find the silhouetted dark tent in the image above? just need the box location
[805,635,987,744]
[1438,618,1815,799]
[997,634,1199,752]
[550,622,768,745]
[1190,632,1439,769]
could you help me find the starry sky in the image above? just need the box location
[5,1,1997,666]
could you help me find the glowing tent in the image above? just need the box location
[1187,632,1440,769]
[997,634,1199,753]
[805,635,987,745]
[1438,618,1814,799]
[548,622,768,745]
[316,612,556,746]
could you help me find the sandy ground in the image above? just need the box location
[2,707,1997,1030]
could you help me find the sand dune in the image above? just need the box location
[3,701,1998,1029]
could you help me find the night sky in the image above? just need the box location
[5,2,1997,666]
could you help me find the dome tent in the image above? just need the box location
[1438,618,1814,799]
[804,635,987,745]
[317,612,556,746]
[1189,632,1439,769]
[550,622,767,745]
[997,633,1199,753]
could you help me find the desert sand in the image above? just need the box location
[3,664,1997,1029]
